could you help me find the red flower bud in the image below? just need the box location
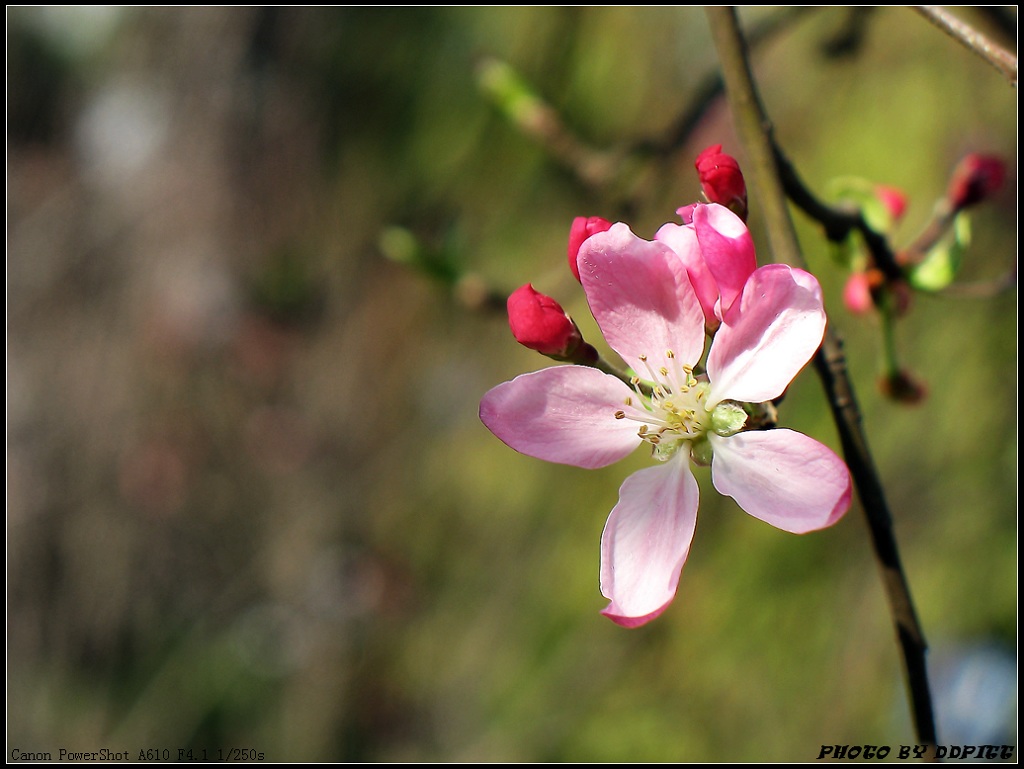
[695,144,748,221]
[947,153,1006,211]
[875,185,908,222]
[507,283,582,357]
[567,216,613,282]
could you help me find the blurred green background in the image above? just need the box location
[7,7,1016,762]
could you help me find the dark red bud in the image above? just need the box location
[507,283,582,357]
[947,153,1006,210]
[695,144,748,221]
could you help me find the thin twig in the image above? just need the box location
[631,6,817,159]
[475,56,621,190]
[773,147,905,281]
[704,7,938,758]
[938,269,1018,299]
[899,205,959,267]
[914,6,1018,87]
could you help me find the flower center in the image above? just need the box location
[613,351,713,462]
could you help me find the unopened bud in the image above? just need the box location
[567,216,613,282]
[843,269,911,317]
[843,271,877,315]
[947,153,1005,211]
[878,369,928,405]
[875,185,908,223]
[507,283,584,359]
[695,144,748,222]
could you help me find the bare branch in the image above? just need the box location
[705,7,939,757]
[914,6,1018,87]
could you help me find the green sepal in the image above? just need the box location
[690,436,713,467]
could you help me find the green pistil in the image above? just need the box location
[711,401,748,437]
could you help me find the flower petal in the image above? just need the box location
[600,454,699,627]
[655,221,718,326]
[692,203,756,318]
[706,264,826,404]
[709,429,851,534]
[479,366,641,469]
[578,223,705,374]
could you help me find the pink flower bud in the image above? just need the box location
[567,216,613,282]
[843,269,911,317]
[695,144,748,221]
[842,271,876,315]
[507,283,582,357]
[947,153,1006,210]
[875,185,908,222]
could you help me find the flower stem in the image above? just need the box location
[879,299,901,381]
[705,7,938,758]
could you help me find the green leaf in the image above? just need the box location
[908,213,971,291]
[825,176,896,234]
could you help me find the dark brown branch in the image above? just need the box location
[705,7,938,757]
[773,147,905,282]
[810,339,936,755]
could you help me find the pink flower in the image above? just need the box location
[506,283,583,358]
[655,203,757,332]
[695,144,748,221]
[567,216,613,282]
[480,223,851,627]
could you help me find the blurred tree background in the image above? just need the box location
[7,6,1016,762]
